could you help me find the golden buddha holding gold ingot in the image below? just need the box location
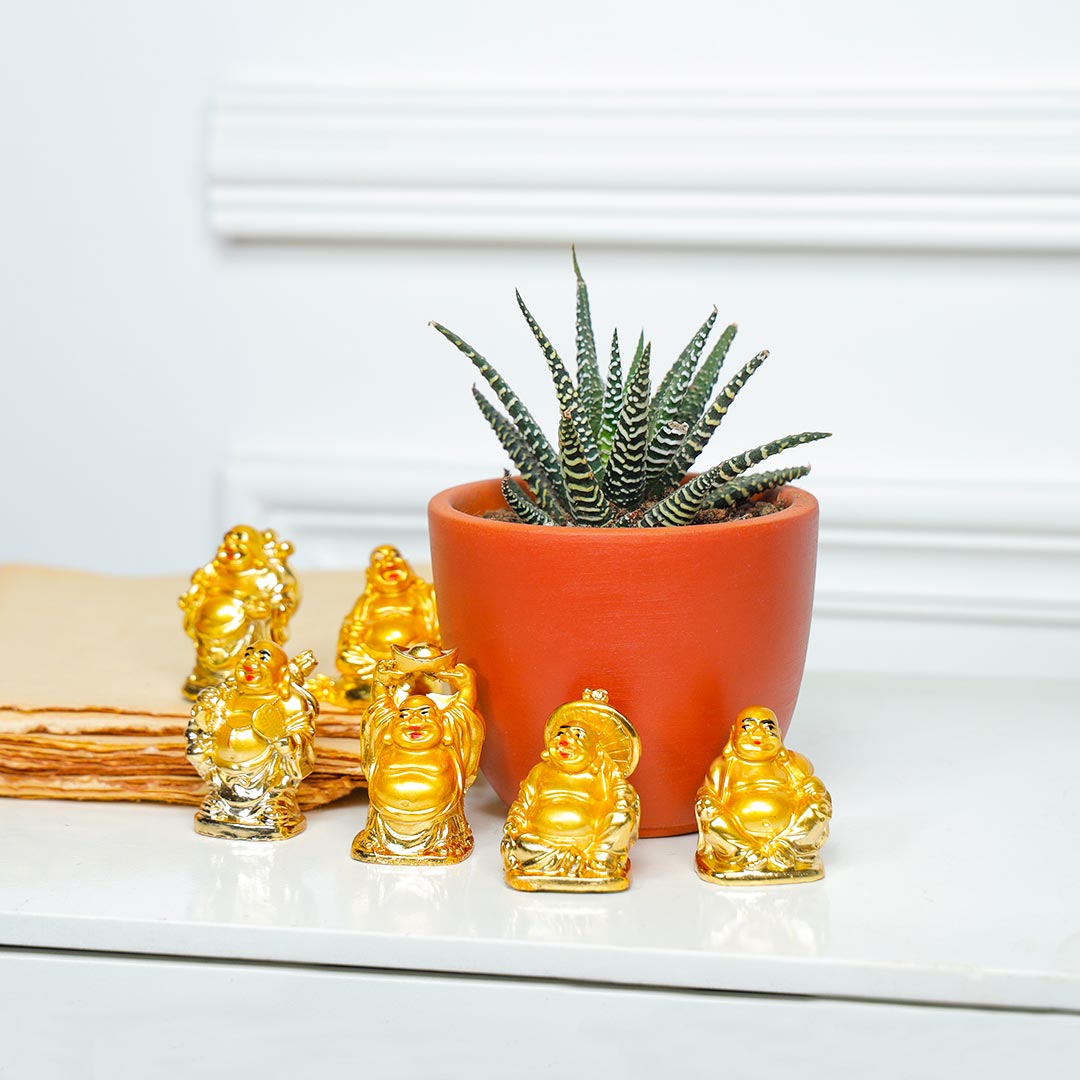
[186,641,319,841]
[312,545,439,709]
[179,525,299,701]
[501,689,641,893]
[352,644,484,865]
[695,706,831,885]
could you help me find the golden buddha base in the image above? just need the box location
[505,870,631,894]
[694,858,823,886]
[194,795,307,842]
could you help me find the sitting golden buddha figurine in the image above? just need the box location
[186,641,319,841]
[312,545,439,709]
[352,643,484,865]
[501,689,641,893]
[695,705,832,885]
[179,525,299,701]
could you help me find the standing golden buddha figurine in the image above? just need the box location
[501,689,641,893]
[312,545,439,708]
[352,643,484,865]
[695,706,832,885]
[186,641,319,841]
[179,525,299,700]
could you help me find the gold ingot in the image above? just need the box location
[501,688,641,893]
[310,545,439,709]
[351,643,484,865]
[186,641,319,841]
[695,705,832,885]
[179,526,299,701]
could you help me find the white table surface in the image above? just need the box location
[2,671,1078,1014]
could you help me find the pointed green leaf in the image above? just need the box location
[637,431,830,527]
[598,329,623,474]
[471,386,569,520]
[432,320,567,503]
[515,290,604,482]
[603,342,651,508]
[572,247,603,436]
[678,322,737,426]
[502,473,557,525]
[657,349,769,493]
[705,465,812,509]
[649,308,717,443]
[626,331,646,390]
[559,409,613,526]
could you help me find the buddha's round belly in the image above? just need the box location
[370,768,455,816]
[366,613,424,653]
[533,800,595,839]
[195,594,246,636]
[728,790,795,838]
[213,726,271,767]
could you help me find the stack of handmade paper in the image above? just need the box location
[0,565,364,807]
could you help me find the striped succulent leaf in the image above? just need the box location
[431,321,566,498]
[677,322,738,427]
[648,308,717,444]
[559,409,614,526]
[626,331,646,390]
[603,342,651,507]
[637,431,830,528]
[502,473,557,525]
[705,465,812,509]
[515,290,604,482]
[572,247,603,436]
[598,329,623,474]
[471,386,569,519]
[655,349,769,495]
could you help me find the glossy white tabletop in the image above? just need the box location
[1,671,1077,1012]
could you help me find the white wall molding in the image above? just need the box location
[208,84,1080,250]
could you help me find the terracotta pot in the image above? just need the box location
[428,479,819,837]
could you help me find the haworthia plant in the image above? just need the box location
[432,252,831,527]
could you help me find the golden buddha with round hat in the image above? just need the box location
[695,705,831,885]
[501,688,641,893]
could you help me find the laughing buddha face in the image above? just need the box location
[234,641,287,694]
[731,706,783,762]
[391,695,444,751]
[215,526,266,572]
[368,545,412,592]
[545,723,599,775]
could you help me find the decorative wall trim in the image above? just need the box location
[222,448,1080,632]
[207,84,1080,250]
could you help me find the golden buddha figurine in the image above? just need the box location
[501,689,641,893]
[695,705,832,885]
[179,525,299,700]
[186,641,319,841]
[312,545,439,708]
[352,643,484,865]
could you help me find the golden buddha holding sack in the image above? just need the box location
[186,641,319,841]
[179,525,299,700]
[352,644,484,865]
[312,545,439,708]
[501,689,641,892]
[695,706,831,884]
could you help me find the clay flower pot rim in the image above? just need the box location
[429,478,818,541]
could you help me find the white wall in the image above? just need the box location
[2,2,1078,678]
